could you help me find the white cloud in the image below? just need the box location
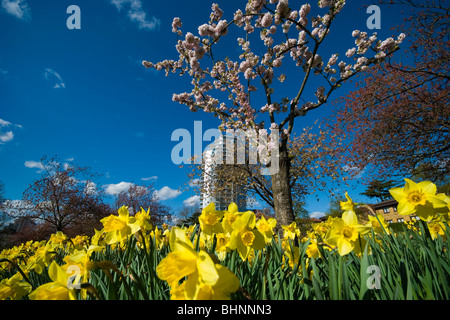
[342,164,366,179]
[0,131,13,143]
[24,160,45,172]
[153,186,182,201]
[0,118,21,145]
[110,0,160,31]
[188,178,201,188]
[2,199,34,219]
[141,176,157,181]
[0,119,11,127]
[246,197,263,209]
[309,211,325,219]
[43,68,65,89]
[183,195,200,207]
[1,0,31,21]
[104,181,133,195]
[84,181,98,196]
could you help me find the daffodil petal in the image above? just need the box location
[418,181,437,195]
[397,200,416,215]
[342,210,358,226]
[156,251,197,285]
[196,251,219,286]
[337,239,354,256]
[389,187,406,202]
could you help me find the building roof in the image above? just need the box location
[369,198,398,209]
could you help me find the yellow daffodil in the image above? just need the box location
[325,210,371,256]
[151,226,164,249]
[198,203,224,235]
[281,238,300,269]
[156,227,239,300]
[256,215,277,243]
[306,238,321,259]
[29,261,78,300]
[0,272,32,300]
[91,228,106,246]
[25,242,59,274]
[62,245,104,284]
[169,263,240,300]
[435,195,450,221]
[367,214,390,235]
[427,220,447,240]
[222,202,244,234]
[229,211,265,260]
[135,207,154,231]
[48,231,68,246]
[282,221,299,240]
[100,206,141,245]
[340,192,356,212]
[71,235,90,250]
[389,179,448,221]
[214,233,230,261]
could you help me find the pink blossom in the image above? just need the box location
[172,17,182,35]
[215,20,228,36]
[273,58,282,68]
[276,0,290,19]
[346,48,356,57]
[299,3,311,17]
[261,12,273,28]
[198,24,215,37]
[234,9,244,27]
[210,3,223,22]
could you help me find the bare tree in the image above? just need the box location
[22,155,108,233]
[114,183,172,225]
[329,0,449,181]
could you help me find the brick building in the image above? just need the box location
[370,199,420,224]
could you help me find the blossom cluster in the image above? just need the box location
[142,1,404,132]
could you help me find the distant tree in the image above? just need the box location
[114,183,172,225]
[411,163,450,196]
[178,204,201,227]
[293,199,309,219]
[0,181,6,223]
[21,155,108,234]
[0,180,5,203]
[329,0,449,181]
[360,179,399,202]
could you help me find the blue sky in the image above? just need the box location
[0,0,407,219]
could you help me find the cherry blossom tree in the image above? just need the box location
[143,0,404,226]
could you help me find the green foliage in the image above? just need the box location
[3,223,448,300]
[360,179,400,202]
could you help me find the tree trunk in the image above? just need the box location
[271,141,295,229]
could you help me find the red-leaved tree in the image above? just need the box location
[329,0,449,182]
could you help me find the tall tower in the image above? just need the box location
[200,136,247,211]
